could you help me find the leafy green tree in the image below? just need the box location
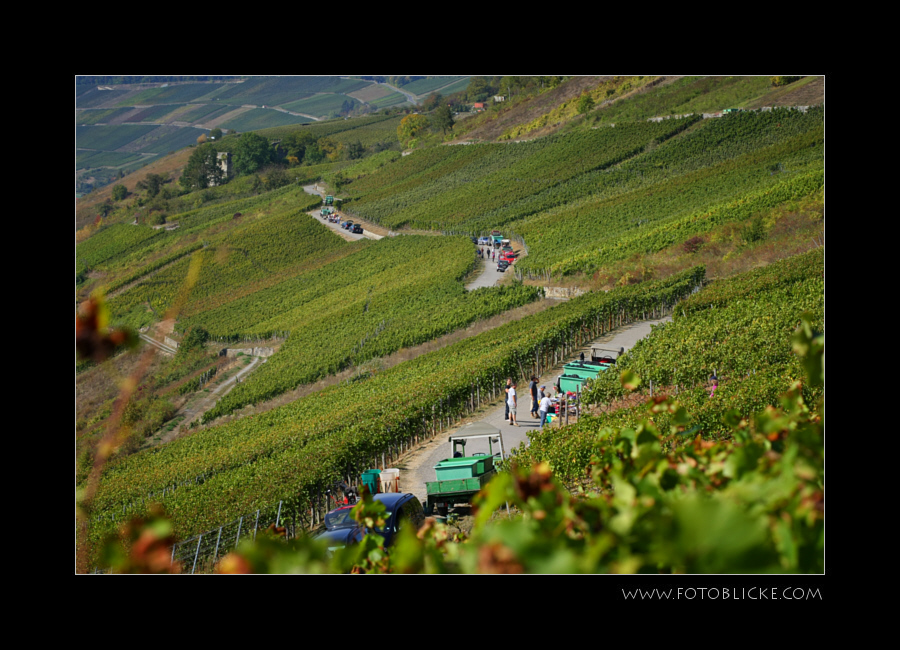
[136,173,167,198]
[281,131,314,163]
[111,184,127,201]
[232,132,273,175]
[305,143,325,165]
[422,92,442,111]
[179,326,209,355]
[347,140,365,160]
[180,144,222,190]
[397,114,428,147]
[432,105,455,134]
[466,76,492,102]
[209,128,223,141]
[265,167,291,190]
[576,91,595,114]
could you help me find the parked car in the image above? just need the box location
[315,493,426,551]
[497,261,509,272]
[351,224,363,234]
[343,221,354,230]
[478,236,492,246]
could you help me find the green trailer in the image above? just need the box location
[425,422,506,516]
[557,360,608,393]
[325,195,334,205]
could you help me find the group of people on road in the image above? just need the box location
[477,247,496,261]
[504,376,557,429]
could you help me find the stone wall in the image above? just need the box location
[220,347,276,358]
[544,287,587,300]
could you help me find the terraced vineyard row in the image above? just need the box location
[255,114,404,147]
[345,119,697,230]
[331,108,822,279]
[108,206,351,329]
[196,235,542,419]
[88,267,704,546]
[517,250,824,480]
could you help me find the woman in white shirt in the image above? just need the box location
[538,389,552,428]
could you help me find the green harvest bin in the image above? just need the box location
[559,374,588,393]
[361,469,382,494]
[433,455,493,480]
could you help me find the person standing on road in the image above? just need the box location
[504,377,512,421]
[529,375,539,419]
[538,389,552,428]
[507,381,518,426]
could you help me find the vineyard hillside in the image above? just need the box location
[76,75,824,574]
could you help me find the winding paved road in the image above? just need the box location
[396,317,671,507]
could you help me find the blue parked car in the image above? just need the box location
[315,492,426,551]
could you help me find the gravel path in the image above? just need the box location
[394,317,671,506]
[465,254,503,291]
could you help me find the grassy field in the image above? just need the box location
[347,84,395,103]
[76,108,135,125]
[281,93,359,116]
[177,103,236,123]
[117,82,228,105]
[367,92,409,108]
[76,86,131,108]
[219,108,314,131]
[210,77,371,106]
[401,76,468,97]
[131,126,207,154]
[76,124,157,150]
[75,150,146,169]
[128,104,188,122]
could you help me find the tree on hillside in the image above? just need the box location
[466,77,492,102]
[265,167,291,190]
[422,92,443,111]
[432,105,455,135]
[305,142,325,165]
[209,128,223,141]
[347,140,365,160]
[576,91,595,115]
[281,130,315,164]
[197,133,208,145]
[232,132,273,175]
[397,114,428,147]
[318,137,343,162]
[136,173,168,198]
[111,184,128,201]
[180,143,222,190]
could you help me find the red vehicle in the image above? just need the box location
[500,253,517,264]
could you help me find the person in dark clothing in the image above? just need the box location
[579,351,585,362]
[529,376,539,418]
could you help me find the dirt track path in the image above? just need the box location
[156,355,267,445]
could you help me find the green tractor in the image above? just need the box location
[424,422,506,517]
